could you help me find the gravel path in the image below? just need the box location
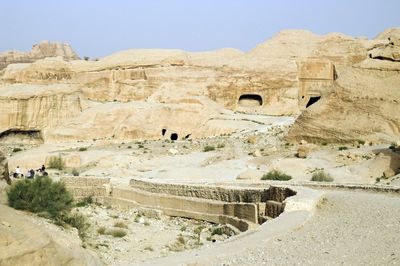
[218,190,400,266]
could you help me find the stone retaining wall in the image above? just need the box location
[62,177,296,231]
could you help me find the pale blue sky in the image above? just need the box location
[1,0,399,58]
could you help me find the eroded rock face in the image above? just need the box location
[0,150,10,185]
[287,29,400,144]
[0,29,399,143]
[0,204,100,265]
[0,84,82,134]
[0,41,79,70]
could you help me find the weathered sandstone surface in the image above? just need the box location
[0,150,10,185]
[0,28,399,143]
[287,28,400,143]
[0,41,79,70]
[0,203,100,265]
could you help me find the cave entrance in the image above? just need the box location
[170,133,178,141]
[161,129,167,136]
[238,94,263,107]
[0,129,43,144]
[306,96,321,108]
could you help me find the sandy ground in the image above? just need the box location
[4,113,399,187]
[77,204,236,265]
[206,190,400,266]
[2,113,400,265]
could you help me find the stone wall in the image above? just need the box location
[63,177,296,232]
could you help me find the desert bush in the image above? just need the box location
[338,146,348,151]
[78,147,87,152]
[48,155,64,170]
[109,228,127,238]
[261,170,292,181]
[144,246,154,251]
[7,176,73,218]
[71,168,79,176]
[311,171,334,182]
[210,226,224,236]
[217,143,225,149]
[177,235,186,245]
[12,147,22,153]
[114,221,128,229]
[60,212,90,239]
[203,145,215,152]
[75,196,93,207]
[357,139,365,145]
[97,226,106,235]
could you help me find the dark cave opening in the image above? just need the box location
[238,94,263,107]
[306,96,321,108]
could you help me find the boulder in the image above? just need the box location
[383,168,396,178]
[236,169,263,180]
[297,144,316,158]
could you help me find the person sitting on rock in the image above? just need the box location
[36,169,43,177]
[37,165,46,172]
[15,166,21,178]
[26,169,35,179]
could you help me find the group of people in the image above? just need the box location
[13,165,48,179]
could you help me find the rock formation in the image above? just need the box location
[0,28,399,144]
[0,41,79,70]
[0,150,10,185]
[287,28,400,143]
[0,204,100,265]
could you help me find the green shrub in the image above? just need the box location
[144,246,154,251]
[217,143,225,149]
[338,146,348,151]
[71,168,79,176]
[60,212,90,239]
[12,147,22,153]
[356,140,365,145]
[75,196,93,207]
[114,221,128,229]
[97,226,106,235]
[177,235,186,245]
[203,145,215,152]
[261,170,292,181]
[210,226,224,236]
[78,147,87,152]
[7,176,73,218]
[48,155,64,170]
[311,171,334,182]
[109,228,127,238]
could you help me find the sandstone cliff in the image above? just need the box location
[0,41,79,70]
[0,29,399,143]
[287,29,400,143]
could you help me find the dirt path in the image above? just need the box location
[211,190,400,265]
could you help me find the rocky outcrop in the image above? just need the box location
[287,29,400,144]
[0,150,10,185]
[0,29,399,143]
[0,41,79,70]
[0,204,100,265]
[0,84,82,135]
